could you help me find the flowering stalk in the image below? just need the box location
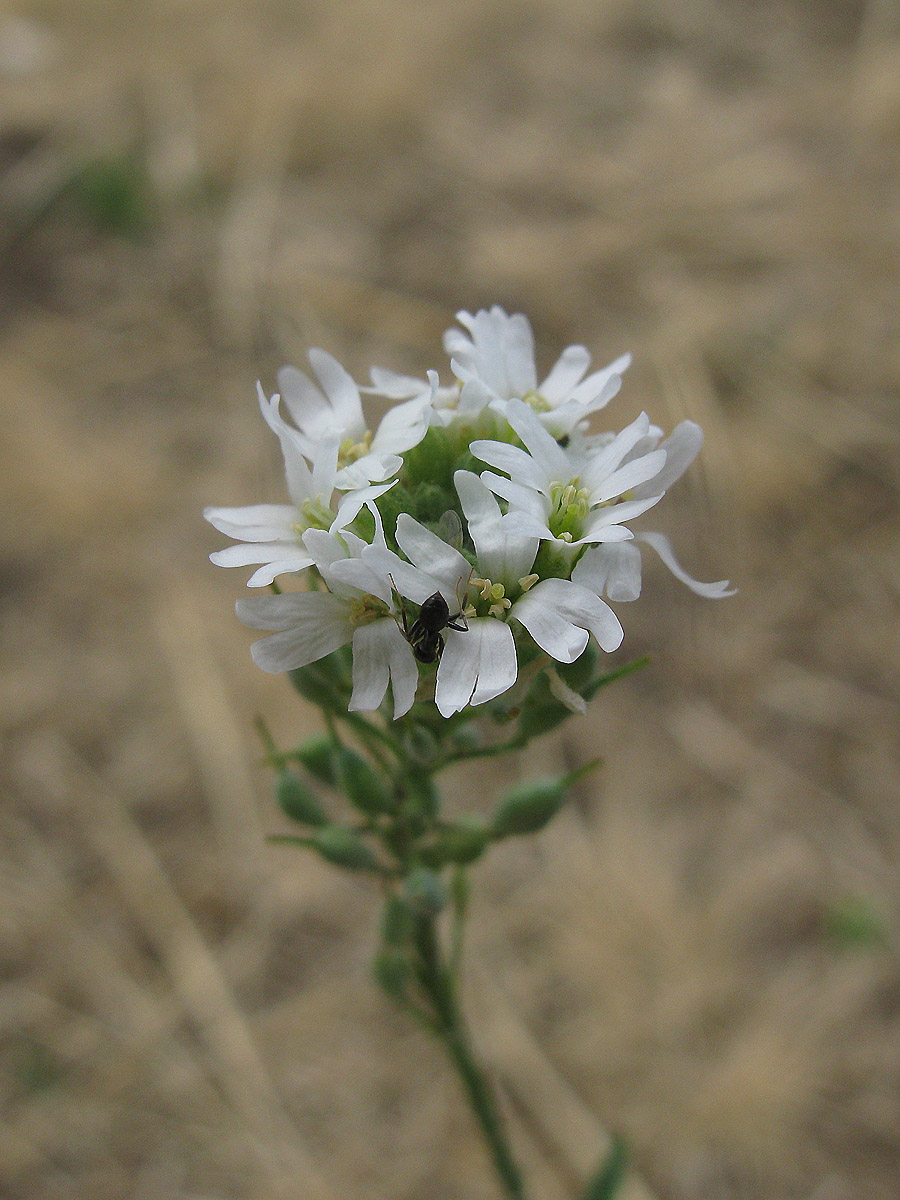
[207,306,733,1198]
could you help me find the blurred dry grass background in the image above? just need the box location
[1,1,899,1197]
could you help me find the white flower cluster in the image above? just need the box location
[206,306,733,718]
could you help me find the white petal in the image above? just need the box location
[246,555,316,587]
[514,578,624,656]
[503,399,571,481]
[572,543,642,601]
[350,620,418,718]
[257,383,318,505]
[435,620,517,715]
[580,494,664,541]
[568,352,631,404]
[366,367,431,399]
[331,480,396,531]
[479,472,549,522]
[308,347,364,436]
[631,421,703,499]
[356,542,446,606]
[394,515,471,601]
[209,541,313,579]
[334,451,402,490]
[580,412,651,494]
[591,448,667,504]
[636,532,736,598]
[539,344,590,404]
[469,438,550,493]
[237,592,352,673]
[498,510,555,542]
[276,365,330,432]
[203,504,298,542]
[455,471,538,586]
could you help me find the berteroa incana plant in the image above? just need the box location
[206,305,734,1199]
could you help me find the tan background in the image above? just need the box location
[2,2,899,1198]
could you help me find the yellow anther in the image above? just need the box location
[489,599,511,617]
[489,582,506,602]
[517,573,539,592]
[558,531,573,542]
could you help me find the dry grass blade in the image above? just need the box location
[18,732,334,1200]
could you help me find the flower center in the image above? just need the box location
[292,495,335,537]
[522,389,551,414]
[338,430,373,466]
[547,478,589,543]
[347,593,389,626]
[470,575,514,619]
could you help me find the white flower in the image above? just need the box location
[236,528,420,718]
[472,398,668,551]
[567,421,736,599]
[336,473,623,716]
[205,384,396,586]
[444,305,630,436]
[277,349,433,487]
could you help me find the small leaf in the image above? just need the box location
[583,1136,627,1200]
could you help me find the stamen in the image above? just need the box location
[517,573,539,592]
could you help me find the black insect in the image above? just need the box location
[390,575,469,663]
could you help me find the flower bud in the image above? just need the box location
[292,734,340,788]
[335,747,394,815]
[490,778,570,838]
[491,760,600,838]
[276,770,327,826]
[312,825,378,871]
[425,817,489,866]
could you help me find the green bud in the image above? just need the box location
[276,770,327,826]
[312,825,378,871]
[335,747,394,816]
[491,759,601,838]
[292,735,340,788]
[373,947,409,996]
[405,867,447,914]
[491,778,569,838]
[434,817,490,865]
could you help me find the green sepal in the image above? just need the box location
[335,747,394,816]
[405,867,447,914]
[269,826,378,871]
[582,1136,627,1200]
[276,770,328,826]
[490,759,600,839]
[292,735,340,788]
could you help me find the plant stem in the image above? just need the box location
[414,913,527,1200]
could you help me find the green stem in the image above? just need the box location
[414,913,526,1200]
